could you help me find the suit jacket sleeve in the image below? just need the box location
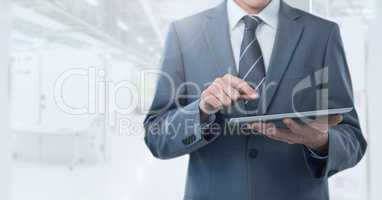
[304,24,368,178]
[143,22,219,160]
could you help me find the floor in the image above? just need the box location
[12,133,188,200]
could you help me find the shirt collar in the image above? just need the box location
[227,0,280,30]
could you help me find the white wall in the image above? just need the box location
[0,0,11,199]
[367,3,382,199]
[285,0,310,11]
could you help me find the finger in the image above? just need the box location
[240,93,259,100]
[251,122,277,137]
[222,74,257,99]
[272,127,304,144]
[262,125,300,144]
[327,115,343,126]
[215,78,240,102]
[237,81,257,100]
[283,118,304,135]
[262,123,277,136]
[315,115,342,125]
[268,129,299,144]
[253,123,277,137]
[210,83,232,107]
[310,115,343,130]
[251,122,268,133]
[203,94,222,110]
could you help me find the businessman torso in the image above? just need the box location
[144,1,367,200]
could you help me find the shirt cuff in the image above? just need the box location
[306,147,328,160]
[200,114,219,141]
[200,114,216,128]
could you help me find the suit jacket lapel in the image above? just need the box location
[204,2,247,116]
[259,1,305,114]
[204,2,237,76]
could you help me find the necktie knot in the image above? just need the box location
[242,15,261,31]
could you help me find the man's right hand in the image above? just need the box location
[199,74,258,117]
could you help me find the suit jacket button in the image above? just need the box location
[249,149,258,158]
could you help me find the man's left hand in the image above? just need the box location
[251,115,343,154]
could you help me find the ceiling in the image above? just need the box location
[11,0,376,66]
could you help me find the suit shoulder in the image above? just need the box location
[166,6,216,44]
[170,7,214,33]
[297,9,338,29]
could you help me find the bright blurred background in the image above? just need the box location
[0,0,381,200]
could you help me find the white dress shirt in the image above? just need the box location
[227,0,280,71]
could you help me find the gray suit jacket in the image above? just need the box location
[144,1,367,200]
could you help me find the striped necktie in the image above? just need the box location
[238,15,266,114]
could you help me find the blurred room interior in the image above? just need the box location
[0,0,382,199]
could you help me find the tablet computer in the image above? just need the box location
[228,107,353,125]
